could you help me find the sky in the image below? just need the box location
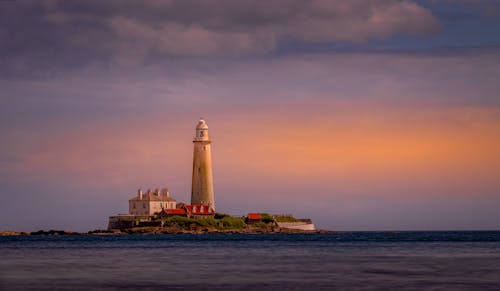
[1,0,500,231]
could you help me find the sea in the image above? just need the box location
[1,231,500,290]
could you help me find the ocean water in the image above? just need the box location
[1,232,500,290]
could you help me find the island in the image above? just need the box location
[105,119,320,234]
[106,213,323,234]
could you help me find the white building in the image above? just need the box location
[129,188,176,216]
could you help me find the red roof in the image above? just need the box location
[247,213,262,220]
[184,204,215,215]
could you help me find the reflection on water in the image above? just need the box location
[1,232,500,290]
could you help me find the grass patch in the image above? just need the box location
[163,216,198,227]
[274,215,300,222]
[218,216,246,229]
[163,215,246,230]
[197,217,217,227]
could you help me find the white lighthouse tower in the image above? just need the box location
[191,118,215,211]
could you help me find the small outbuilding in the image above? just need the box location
[247,213,262,221]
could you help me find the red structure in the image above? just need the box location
[159,204,215,218]
[184,204,215,217]
[247,213,262,220]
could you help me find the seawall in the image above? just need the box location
[276,222,316,231]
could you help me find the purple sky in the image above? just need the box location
[1,0,500,231]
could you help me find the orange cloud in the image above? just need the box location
[6,104,500,202]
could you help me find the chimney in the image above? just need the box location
[161,188,169,197]
[138,189,143,200]
[155,188,160,197]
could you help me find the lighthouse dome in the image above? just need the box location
[196,119,208,129]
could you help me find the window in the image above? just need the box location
[143,203,146,208]
[133,203,136,209]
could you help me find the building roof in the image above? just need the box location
[247,213,262,220]
[196,119,208,129]
[129,192,176,202]
[184,204,215,215]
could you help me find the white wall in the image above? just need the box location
[129,200,176,215]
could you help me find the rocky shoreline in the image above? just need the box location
[1,227,333,236]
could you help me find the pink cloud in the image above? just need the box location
[98,1,441,58]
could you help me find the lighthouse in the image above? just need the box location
[191,118,215,211]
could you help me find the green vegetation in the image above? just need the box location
[274,215,300,222]
[252,221,269,228]
[218,216,246,229]
[261,213,274,223]
[162,215,246,230]
[139,213,289,231]
[163,216,198,227]
[197,217,217,227]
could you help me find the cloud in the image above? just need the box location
[105,0,440,57]
[276,0,440,42]
[101,0,440,57]
[0,0,441,70]
[108,16,277,58]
